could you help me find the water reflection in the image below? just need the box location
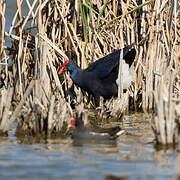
[0,114,177,180]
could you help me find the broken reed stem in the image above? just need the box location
[2,80,35,132]
[0,0,5,59]
[39,34,68,60]
[48,95,55,131]
[153,70,178,145]
[39,41,49,108]
[166,71,174,143]
[0,87,13,131]
[47,52,64,98]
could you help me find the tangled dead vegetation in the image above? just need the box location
[0,0,180,148]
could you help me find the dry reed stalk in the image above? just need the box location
[0,1,7,90]
[1,80,35,132]
[1,0,179,143]
[0,87,14,132]
[48,95,55,131]
[148,0,180,145]
[153,69,179,145]
[0,0,5,59]
[0,1,10,136]
[16,0,138,129]
[7,1,75,136]
[39,41,50,108]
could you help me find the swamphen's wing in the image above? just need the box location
[85,44,135,79]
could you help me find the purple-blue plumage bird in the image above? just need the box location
[58,44,136,106]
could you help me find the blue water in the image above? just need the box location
[0,124,177,180]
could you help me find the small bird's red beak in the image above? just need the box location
[68,118,76,128]
[58,60,69,74]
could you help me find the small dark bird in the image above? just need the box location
[67,114,125,143]
[59,44,136,106]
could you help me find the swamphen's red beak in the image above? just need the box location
[68,118,76,128]
[58,60,69,74]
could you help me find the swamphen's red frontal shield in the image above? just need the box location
[58,60,69,74]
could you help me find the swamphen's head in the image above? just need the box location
[68,114,84,129]
[58,60,79,75]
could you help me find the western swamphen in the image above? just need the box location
[59,44,136,106]
[67,114,125,143]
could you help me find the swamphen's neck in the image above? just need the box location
[66,61,87,90]
[66,61,81,79]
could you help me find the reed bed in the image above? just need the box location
[0,0,179,147]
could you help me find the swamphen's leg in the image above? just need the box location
[94,94,100,107]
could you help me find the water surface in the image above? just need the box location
[0,113,177,180]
